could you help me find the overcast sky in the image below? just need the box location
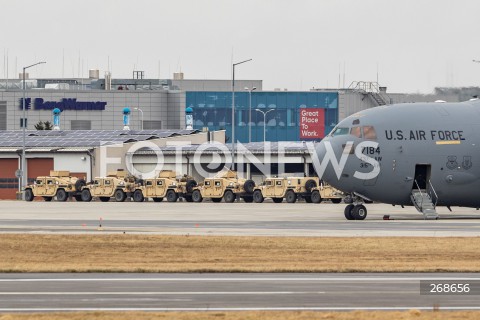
[2,0,480,93]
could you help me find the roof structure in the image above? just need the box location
[0,129,200,149]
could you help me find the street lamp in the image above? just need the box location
[21,61,46,199]
[245,86,257,143]
[231,58,252,169]
[255,108,275,143]
[134,107,144,130]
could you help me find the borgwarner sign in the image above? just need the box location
[19,98,107,111]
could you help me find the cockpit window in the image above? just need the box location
[350,126,362,138]
[331,127,349,136]
[363,126,377,140]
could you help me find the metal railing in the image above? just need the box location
[428,179,438,208]
[413,179,425,209]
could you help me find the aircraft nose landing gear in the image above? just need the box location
[344,204,367,220]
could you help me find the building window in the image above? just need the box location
[0,102,6,130]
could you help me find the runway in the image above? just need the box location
[1,201,480,236]
[0,273,479,312]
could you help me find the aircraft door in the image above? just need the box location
[413,164,431,190]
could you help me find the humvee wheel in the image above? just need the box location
[305,179,317,192]
[192,190,203,203]
[243,179,256,194]
[344,204,355,220]
[272,197,283,203]
[211,197,222,203]
[81,189,92,202]
[114,189,126,202]
[75,179,86,192]
[253,190,264,203]
[224,190,236,203]
[99,197,110,202]
[153,197,164,202]
[56,189,68,202]
[311,190,322,204]
[43,196,53,202]
[304,196,312,203]
[74,195,82,202]
[285,190,297,203]
[243,196,253,203]
[166,189,178,202]
[133,190,144,202]
[24,189,34,202]
[331,198,342,204]
[352,204,367,220]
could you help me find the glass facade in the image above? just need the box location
[186,91,338,142]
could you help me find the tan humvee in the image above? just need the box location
[252,176,319,203]
[191,170,255,203]
[80,170,138,202]
[24,170,86,202]
[310,182,344,203]
[132,170,197,202]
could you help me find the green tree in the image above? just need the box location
[34,121,44,130]
[43,121,53,130]
[34,121,53,130]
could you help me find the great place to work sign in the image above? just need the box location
[19,98,107,111]
[299,108,325,139]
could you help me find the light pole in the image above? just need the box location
[231,58,252,169]
[245,86,256,143]
[255,108,275,143]
[134,107,144,130]
[21,61,46,199]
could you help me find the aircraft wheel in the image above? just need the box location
[114,189,126,202]
[253,190,264,203]
[133,190,144,202]
[56,189,68,202]
[24,189,35,202]
[285,190,297,203]
[344,204,355,220]
[311,190,322,204]
[166,190,178,202]
[224,190,236,203]
[153,197,164,202]
[192,190,203,203]
[352,204,367,220]
[81,189,92,202]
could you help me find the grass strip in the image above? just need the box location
[1,311,480,320]
[0,234,479,272]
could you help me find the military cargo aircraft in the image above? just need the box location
[315,99,480,220]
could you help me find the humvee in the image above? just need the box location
[24,170,86,202]
[310,182,344,204]
[80,170,137,202]
[252,176,319,203]
[132,170,197,202]
[191,170,255,203]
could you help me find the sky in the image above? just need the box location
[1,0,480,93]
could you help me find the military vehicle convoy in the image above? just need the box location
[24,171,86,202]
[191,170,255,203]
[80,170,138,202]
[251,176,343,204]
[132,170,197,202]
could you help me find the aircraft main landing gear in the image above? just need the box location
[344,204,367,220]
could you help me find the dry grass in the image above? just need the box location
[1,311,480,320]
[0,234,480,272]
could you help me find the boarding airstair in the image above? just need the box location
[410,180,439,219]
